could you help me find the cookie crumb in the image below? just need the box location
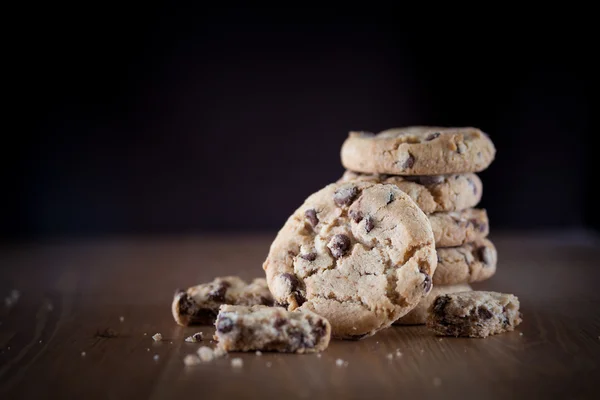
[197,346,215,362]
[396,351,403,357]
[185,332,204,343]
[146,348,150,352]
[213,347,227,358]
[266,362,272,368]
[433,377,442,387]
[335,359,348,367]
[144,333,147,336]
[316,354,322,358]
[119,316,125,322]
[231,358,243,368]
[438,338,443,342]
[420,349,424,353]
[39,340,42,343]
[183,354,201,366]
[153,354,160,361]
[81,351,86,357]
[352,327,357,330]
[519,332,523,336]
[255,351,262,356]
[386,353,393,360]
[152,333,163,342]
[46,303,54,311]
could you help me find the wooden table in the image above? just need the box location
[1,232,599,399]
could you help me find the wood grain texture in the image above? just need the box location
[1,232,599,399]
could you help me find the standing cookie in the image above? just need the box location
[340,127,496,175]
[263,182,437,339]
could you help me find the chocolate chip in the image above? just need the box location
[311,320,327,340]
[299,252,317,261]
[334,186,358,207]
[328,234,351,258]
[274,317,287,328]
[287,329,307,349]
[477,246,493,265]
[292,293,307,306]
[425,132,440,141]
[207,283,229,302]
[477,307,493,320]
[305,209,318,228]
[466,178,478,195]
[420,270,432,294]
[260,296,274,306]
[281,273,301,292]
[216,316,234,333]
[403,176,420,183]
[349,209,363,223]
[419,175,444,185]
[365,216,375,233]
[402,153,415,169]
[387,192,395,204]
[281,273,306,306]
[469,219,487,233]
[433,295,450,315]
[192,333,203,341]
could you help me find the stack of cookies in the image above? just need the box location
[339,126,497,325]
[172,126,515,357]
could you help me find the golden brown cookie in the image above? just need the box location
[263,181,436,339]
[338,170,483,214]
[433,238,497,285]
[341,126,496,175]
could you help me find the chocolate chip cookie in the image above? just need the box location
[426,291,522,338]
[339,170,482,214]
[340,126,496,175]
[428,208,489,248]
[214,305,331,353]
[172,277,274,326]
[263,181,437,339]
[433,238,497,285]
[394,283,472,325]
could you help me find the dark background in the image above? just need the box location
[3,8,596,240]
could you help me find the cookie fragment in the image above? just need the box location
[214,305,331,353]
[394,283,472,325]
[426,291,522,338]
[172,277,274,326]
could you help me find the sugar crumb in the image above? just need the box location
[197,346,215,362]
[213,347,227,358]
[153,354,160,361]
[386,353,393,360]
[255,351,262,356]
[335,359,348,367]
[152,333,163,342]
[433,377,442,387]
[185,332,204,343]
[519,332,523,336]
[231,358,243,368]
[183,354,201,366]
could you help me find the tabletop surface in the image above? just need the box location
[1,232,599,399]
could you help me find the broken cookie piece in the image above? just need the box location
[426,291,522,338]
[214,305,331,353]
[172,277,274,326]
